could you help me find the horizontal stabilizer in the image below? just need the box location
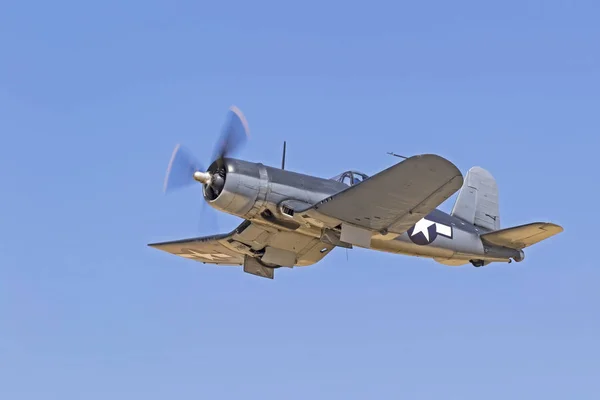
[480,222,563,250]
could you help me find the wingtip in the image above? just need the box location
[423,154,464,181]
[546,223,564,233]
[395,154,464,187]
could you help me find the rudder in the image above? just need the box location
[451,166,500,231]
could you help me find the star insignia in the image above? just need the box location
[410,219,436,242]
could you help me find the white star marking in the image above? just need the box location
[410,218,453,242]
[177,250,231,260]
[411,218,436,241]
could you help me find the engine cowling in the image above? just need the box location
[203,158,265,219]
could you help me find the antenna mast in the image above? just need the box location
[387,151,408,159]
[281,141,287,170]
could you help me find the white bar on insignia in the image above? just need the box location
[436,223,452,237]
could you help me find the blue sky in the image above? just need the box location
[1,1,599,398]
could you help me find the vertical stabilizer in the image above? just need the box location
[451,166,500,231]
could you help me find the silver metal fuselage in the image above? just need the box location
[204,158,520,265]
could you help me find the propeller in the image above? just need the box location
[162,105,250,196]
[211,105,250,170]
[162,144,205,193]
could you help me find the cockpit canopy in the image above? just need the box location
[331,170,369,186]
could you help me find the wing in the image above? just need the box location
[148,220,335,279]
[148,224,247,266]
[298,154,463,240]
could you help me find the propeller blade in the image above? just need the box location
[163,144,205,193]
[199,194,220,233]
[211,105,250,167]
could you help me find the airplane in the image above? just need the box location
[148,106,564,279]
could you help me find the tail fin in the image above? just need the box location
[451,166,500,231]
[480,222,563,250]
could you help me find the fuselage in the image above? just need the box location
[203,158,519,266]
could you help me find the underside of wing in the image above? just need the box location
[148,220,336,279]
[148,222,249,266]
[298,154,463,237]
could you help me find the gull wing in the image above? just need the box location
[148,220,335,279]
[299,154,463,237]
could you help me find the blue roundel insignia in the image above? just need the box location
[407,218,453,246]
